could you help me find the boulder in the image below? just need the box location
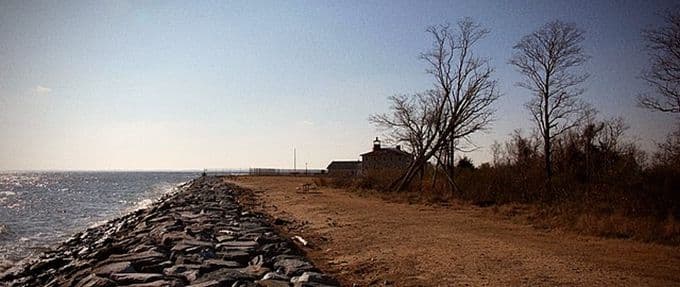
[186,280,220,287]
[124,279,184,287]
[92,261,135,276]
[109,272,164,284]
[257,279,292,287]
[273,256,316,277]
[73,274,115,287]
[1,178,338,287]
[107,250,166,266]
[217,251,251,263]
[290,272,340,286]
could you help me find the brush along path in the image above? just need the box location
[0,176,338,287]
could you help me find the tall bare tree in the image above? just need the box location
[422,21,499,191]
[370,90,442,186]
[509,20,590,181]
[370,90,441,162]
[372,18,499,192]
[638,9,680,114]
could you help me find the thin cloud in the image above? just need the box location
[32,85,52,95]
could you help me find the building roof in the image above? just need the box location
[360,147,411,157]
[326,161,361,170]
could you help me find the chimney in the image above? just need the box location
[373,137,381,151]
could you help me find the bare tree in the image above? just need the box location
[370,91,442,186]
[371,18,500,192]
[656,124,680,168]
[638,10,680,114]
[509,20,590,181]
[423,21,499,192]
[370,90,441,163]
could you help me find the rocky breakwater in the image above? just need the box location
[0,176,339,287]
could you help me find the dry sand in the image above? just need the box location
[229,176,680,286]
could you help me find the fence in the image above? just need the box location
[204,168,326,176]
[248,168,326,176]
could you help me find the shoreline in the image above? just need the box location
[0,172,198,264]
[1,181,194,274]
[0,176,338,286]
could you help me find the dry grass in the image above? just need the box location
[319,168,680,245]
[480,199,680,245]
[230,175,680,286]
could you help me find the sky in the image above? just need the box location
[0,0,678,171]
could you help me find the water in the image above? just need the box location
[0,171,197,263]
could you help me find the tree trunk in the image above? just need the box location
[431,162,439,190]
[392,157,427,192]
[419,164,425,191]
[543,80,553,194]
[449,141,456,194]
[544,134,551,178]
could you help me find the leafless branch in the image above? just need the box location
[638,9,680,114]
[372,18,500,192]
[509,20,590,180]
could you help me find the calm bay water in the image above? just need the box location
[0,171,197,262]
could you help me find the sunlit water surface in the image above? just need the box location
[0,171,197,263]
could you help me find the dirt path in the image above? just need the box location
[228,176,680,286]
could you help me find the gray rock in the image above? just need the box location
[231,280,258,287]
[216,235,236,242]
[290,272,340,287]
[137,260,173,273]
[257,279,292,287]
[187,280,220,287]
[217,229,238,236]
[109,272,164,284]
[273,256,316,277]
[217,241,258,250]
[92,261,135,276]
[203,259,243,268]
[3,177,338,287]
[262,271,290,281]
[163,264,203,282]
[194,268,255,284]
[171,239,214,253]
[107,250,166,266]
[124,279,184,287]
[74,274,115,287]
[217,251,251,262]
[28,257,64,273]
[161,231,190,246]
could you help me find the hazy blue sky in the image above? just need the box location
[0,0,678,170]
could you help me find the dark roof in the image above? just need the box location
[326,161,361,170]
[360,147,411,157]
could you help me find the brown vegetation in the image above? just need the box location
[348,120,680,244]
[370,18,500,192]
[364,13,680,245]
[231,176,680,286]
